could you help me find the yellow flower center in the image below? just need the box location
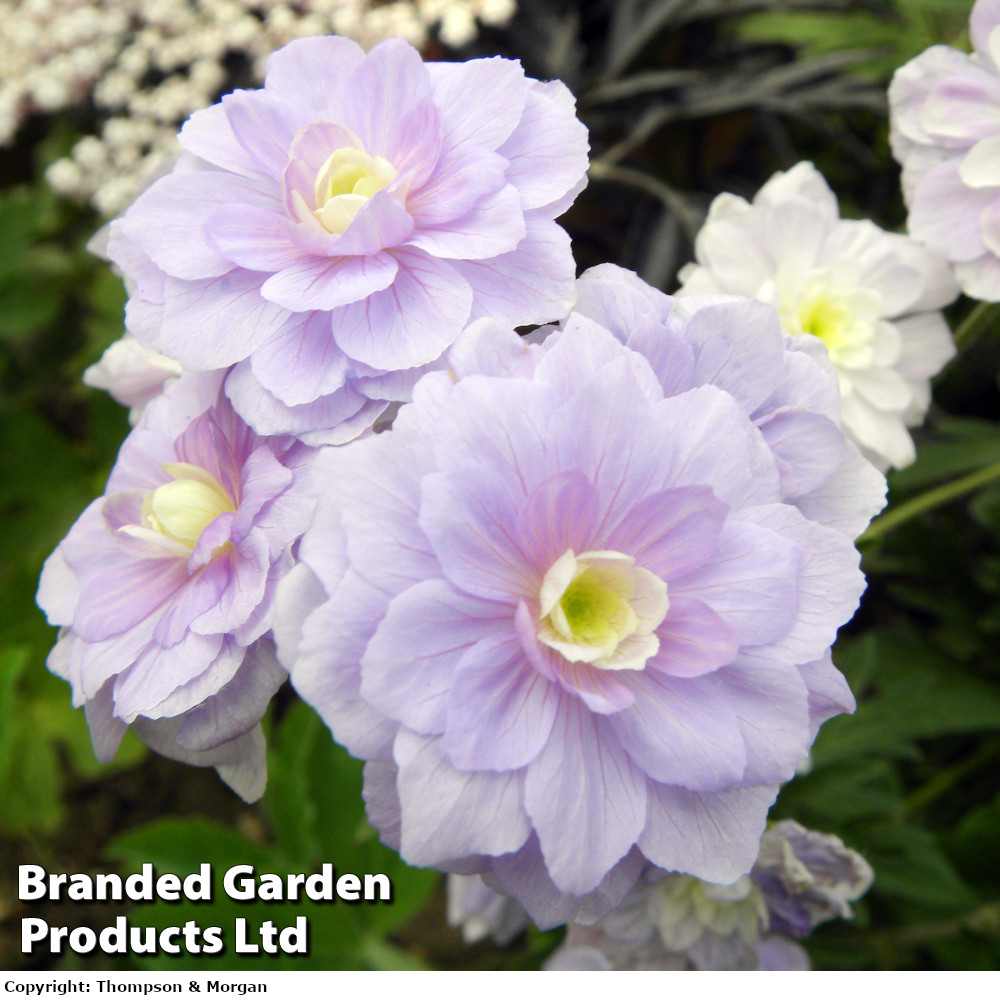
[141,463,235,551]
[789,287,854,351]
[555,566,638,652]
[537,549,669,671]
[773,263,882,365]
[313,147,397,234]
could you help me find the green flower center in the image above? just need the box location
[536,549,669,671]
[557,568,637,650]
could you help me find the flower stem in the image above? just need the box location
[867,902,1000,950]
[952,300,1000,352]
[858,460,1000,545]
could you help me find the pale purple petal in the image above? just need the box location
[609,669,746,791]
[525,698,647,895]
[362,580,510,735]
[394,729,532,867]
[639,783,778,884]
[332,250,473,370]
[443,631,560,770]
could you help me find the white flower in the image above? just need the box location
[83,333,183,424]
[678,162,959,471]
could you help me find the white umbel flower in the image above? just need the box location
[678,162,959,471]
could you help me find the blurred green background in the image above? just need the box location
[2,0,1000,971]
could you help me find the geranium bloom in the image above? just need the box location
[106,35,588,444]
[890,0,1000,302]
[37,373,316,800]
[678,162,958,470]
[277,267,883,926]
[545,821,873,971]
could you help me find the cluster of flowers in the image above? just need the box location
[0,0,514,214]
[450,821,873,971]
[38,2,987,962]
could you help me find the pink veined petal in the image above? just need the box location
[920,73,1000,144]
[514,470,601,578]
[153,558,232,646]
[84,680,128,762]
[260,252,399,314]
[736,503,864,664]
[652,386,783,511]
[362,579,511,735]
[394,728,532,868]
[263,35,367,120]
[331,249,473,370]
[72,555,188,642]
[406,145,509,228]
[143,635,247,723]
[222,89,301,180]
[207,203,303,273]
[153,271,292,370]
[498,80,590,212]
[709,652,811,785]
[383,97,443,189]
[532,311,664,405]
[669,519,802,648]
[179,102,266,179]
[428,57,528,152]
[453,214,577,327]
[678,297,786,415]
[314,188,414,257]
[420,464,538,604]
[524,697,647,895]
[608,669,747,791]
[757,409,847,500]
[442,630,561,771]
[175,638,288,750]
[602,485,728,581]
[118,171,244,281]
[638,782,778,884]
[292,571,397,763]
[548,658,637,714]
[339,38,433,155]
[245,310,350,406]
[111,630,224,721]
[232,446,295,538]
[647,595,741,678]
[798,650,856,739]
[406,184,526,260]
[224,361,378,442]
[487,835,645,931]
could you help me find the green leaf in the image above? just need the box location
[264,701,437,937]
[812,635,1000,768]
[888,418,1000,495]
[861,822,977,913]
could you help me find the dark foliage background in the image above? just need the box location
[2,0,999,971]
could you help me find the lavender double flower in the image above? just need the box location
[38,373,316,799]
[276,266,885,926]
[107,35,588,444]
